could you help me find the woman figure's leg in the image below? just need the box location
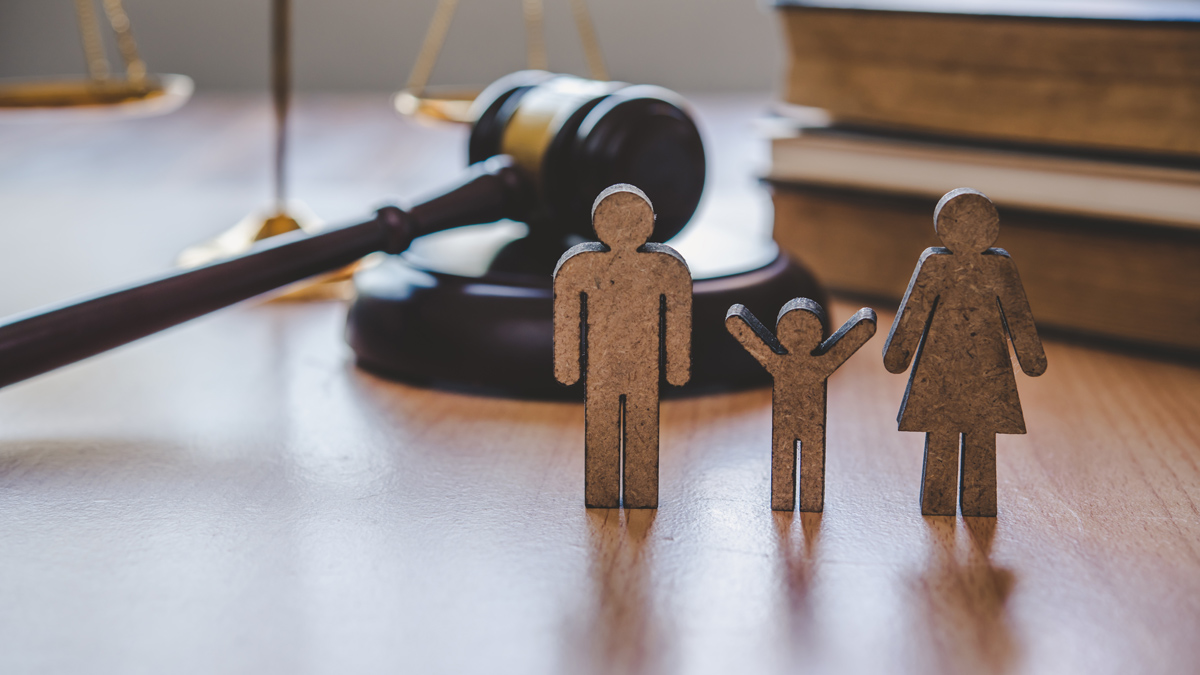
[921,431,959,516]
[960,432,997,517]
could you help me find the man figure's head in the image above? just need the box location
[591,184,655,252]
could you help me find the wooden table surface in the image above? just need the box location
[0,95,1198,675]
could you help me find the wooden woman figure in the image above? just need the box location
[726,299,876,512]
[883,188,1047,517]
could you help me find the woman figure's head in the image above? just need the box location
[934,188,999,254]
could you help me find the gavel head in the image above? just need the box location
[467,71,706,243]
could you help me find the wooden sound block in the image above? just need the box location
[346,223,828,399]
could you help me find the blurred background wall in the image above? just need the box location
[0,0,783,92]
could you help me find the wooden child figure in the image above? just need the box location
[883,188,1047,518]
[553,184,692,509]
[725,299,876,511]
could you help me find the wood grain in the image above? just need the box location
[0,95,1197,675]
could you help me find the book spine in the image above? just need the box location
[777,8,1200,156]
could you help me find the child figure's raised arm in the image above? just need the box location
[724,304,785,376]
[884,249,943,374]
[989,251,1047,377]
[817,307,878,376]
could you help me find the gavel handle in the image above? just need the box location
[0,156,533,390]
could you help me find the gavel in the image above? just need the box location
[0,72,708,390]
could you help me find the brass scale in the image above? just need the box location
[0,0,607,265]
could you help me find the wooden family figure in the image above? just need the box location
[726,300,877,511]
[552,184,693,509]
[554,182,1044,519]
[884,188,1047,517]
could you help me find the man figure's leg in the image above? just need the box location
[622,389,660,509]
[585,387,621,508]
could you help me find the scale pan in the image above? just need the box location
[0,74,193,122]
[393,86,480,124]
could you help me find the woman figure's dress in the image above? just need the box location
[888,247,1044,435]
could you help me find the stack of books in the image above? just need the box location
[766,0,1200,354]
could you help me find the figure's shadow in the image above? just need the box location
[580,508,663,675]
[913,516,1018,675]
[770,508,824,670]
[774,510,822,627]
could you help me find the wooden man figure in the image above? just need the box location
[552,184,692,509]
[726,299,876,511]
[883,188,1047,518]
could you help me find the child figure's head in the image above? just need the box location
[776,298,826,354]
[934,188,999,254]
[591,184,654,251]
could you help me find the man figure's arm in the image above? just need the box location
[553,246,600,386]
[648,245,692,387]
